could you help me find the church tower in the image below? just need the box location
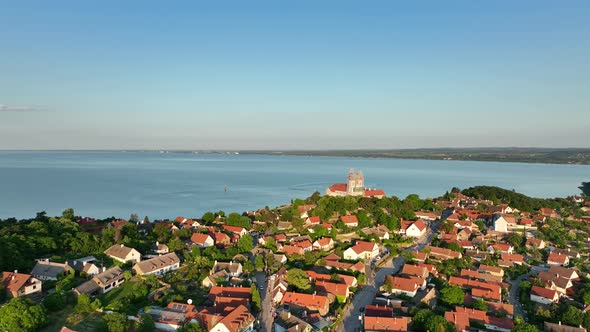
[347,169,364,195]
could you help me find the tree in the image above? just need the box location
[513,317,539,332]
[286,268,311,291]
[439,285,464,306]
[255,255,265,271]
[62,208,75,221]
[42,291,67,312]
[101,312,129,332]
[251,284,262,311]
[138,313,155,332]
[472,298,488,312]
[237,234,254,253]
[129,213,139,223]
[0,297,48,332]
[177,323,206,332]
[580,182,590,197]
[413,309,454,332]
[202,212,215,223]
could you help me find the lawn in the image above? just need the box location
[38,306,103,332]
[99,281,138,307]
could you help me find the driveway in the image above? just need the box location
[335,220,439,332]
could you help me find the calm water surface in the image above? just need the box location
[0,151,587,219]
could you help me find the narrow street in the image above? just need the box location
[507,265,547,318]
[335,220,439,332]
[256,270,273,332]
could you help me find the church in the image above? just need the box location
[325,169,386,198]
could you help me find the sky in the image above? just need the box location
[1,1,589,150]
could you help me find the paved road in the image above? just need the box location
[256,270,273,332]
[335,220,439,332]
[507,265,547,318]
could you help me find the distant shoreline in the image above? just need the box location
[1,147,589,165]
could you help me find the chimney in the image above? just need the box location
[120,244,124,247]
[156,241,159,246]
[14,270,18,274]
[287,311,291,319]
[559,321,562,325]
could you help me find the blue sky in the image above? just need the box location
[1,1,589,149]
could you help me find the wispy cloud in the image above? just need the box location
[0,104,42,112]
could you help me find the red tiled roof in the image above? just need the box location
[501,253,524,263]
[445,311,470,331]
[292,240,313,249]
[328,183,347,192]
[365,189,386,197]
[216,305,254,332]
[410,219,427,231]
[222,225,246,234]
[307,216,321,224]
[386,276,421,292]
[350,241,377,254]
[364,316,408,332]
[281,292,328,312]
[1,272,34,293]
[364,304,394,318]
[341,215,359,224]
[191,232,212,245]
[531,285,559,300]
[281,245,304,256]
[548,252,568,264]
[316,281,348,297]
[472,287,501,301]
[209,286,251,299]
[324,253,341,261]
[314,237,333,248]
[401,264,428,278]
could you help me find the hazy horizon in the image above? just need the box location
[1,1,589,150]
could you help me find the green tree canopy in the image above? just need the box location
[0,298,48,332]
[580,182,590,197]
[439,285,465,306]
[286,268,311,291]
[101,312,129,332]
[237,234,254,253]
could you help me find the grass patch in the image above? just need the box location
[39,305,74,332]
[99,281,137,307]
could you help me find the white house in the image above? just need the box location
[530,286,560,305]
[343,241,379,260]
[191,233,215,248]
[132,253,180,276]
[406,220,427,238]
[104,244,142,264]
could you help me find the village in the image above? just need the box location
[2,171,590,332]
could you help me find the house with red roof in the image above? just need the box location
[1,271,43,299]
[191,233,214,248]
[297,205,316,219]
[487,243,514,254]
[292,240,313,252]
[385,276,425,298]
[526,238,546,249]
[222,225,247,237]
[313,237,334,251]
[210,305,255,332]
[340,215,359,227]
[316,280,350,302]
[500,253,524,265]
[424,246,462,260]
[531,285,560,304]
[212,232,231,246]
[281,292,330,316]
[343,241,379,260]
[281,245,305,257]
[401,264,429,279]
[406,220,427,238]
[364,316,408,332]
[540,208,559,218]
[306,216,321,225]
[547,252,570,266]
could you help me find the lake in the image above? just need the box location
[0,151,587,220]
